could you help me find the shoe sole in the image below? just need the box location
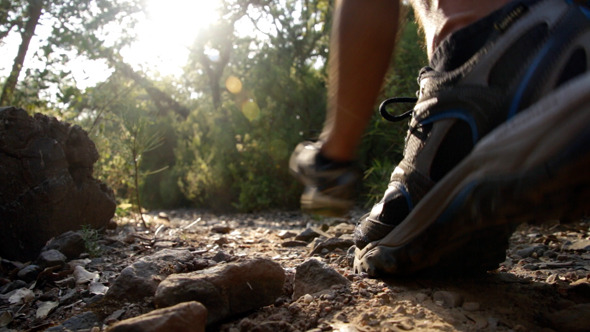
[300,190,354,217]
[354,72,590,276]
[289,143,357,217]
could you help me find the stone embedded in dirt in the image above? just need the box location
[59,288,80,305]
[104,309,126,325]
[515,244,547,258]
[106,248,195,301]
[433,290,464,308]
[302,293,314,304]
[281,240,308,247]
[0,107,116,262]
[309,237,354,256]
[154,258,285,325]
[107,301,207,332]
[37,249,67,268]
[45,311,100,332]
[0,280,27,294]
[42,231,86,260]
[564,239,590,251]
[295,228,321,242]
[292,258,350,300]
[212,250,234,263]
[278,230,297,239]
[330,223,355,237]
[16,264,42,282]
[211,225,232,234]
[546,303,590,332]
[39,287,60,302]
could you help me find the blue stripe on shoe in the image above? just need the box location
[566,0,590,18]
[392,182,414,211]
[419,110,479,145]
[508,41,555,118]
[510,2,590,118]
[434,181,478,226]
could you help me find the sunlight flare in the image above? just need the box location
[226,76,243,94]
[241,99,260,121]
[122,0,223,76]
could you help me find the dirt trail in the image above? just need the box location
[1,209,589,331]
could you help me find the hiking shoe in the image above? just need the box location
[354,71,590,276]
[289,141,360,216]
[354,0,590,250]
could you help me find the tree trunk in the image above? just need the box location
[0,0,43,106]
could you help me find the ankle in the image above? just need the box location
[316,150,354,168]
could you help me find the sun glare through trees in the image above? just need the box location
[0,0,426,213]
[123,0,223,77]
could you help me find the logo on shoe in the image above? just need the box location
[494,4,529,32]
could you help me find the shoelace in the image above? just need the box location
[380,66,435,122]
[379,97,418,122]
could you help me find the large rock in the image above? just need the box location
[0,106,115,261]
[292,258,350,300]
[42,231,86,260]
[106,248,196,301]
[546,303,590,332]
[45,311,101,331]
[155,258,285,325]
[107,301,207,332]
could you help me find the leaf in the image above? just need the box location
[8,288,34,305]
[36,301,58,319]
[88,281,109,295]
[73,265,99,284]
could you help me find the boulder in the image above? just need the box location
[107,301,207,332]
[292,258,350,300]
[0,106,115,261]
[106,248,196,301]
[155,258,285,325]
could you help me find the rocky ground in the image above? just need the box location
[0,209,589,332]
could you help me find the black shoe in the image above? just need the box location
[354,71,590,276]
[355,0,590,251]
[289,141,360,216]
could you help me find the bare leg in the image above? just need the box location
[319,0,513,163]
[320,0,400,162]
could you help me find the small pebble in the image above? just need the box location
[302,294,314,304]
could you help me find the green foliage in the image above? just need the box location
[8,0,427,214]
[80,225,102,257]
[0,0,141,109]
[173,0,329,212]
[115,201,133,217]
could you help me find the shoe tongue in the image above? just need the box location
[430,0,536,72]
[430,18,496,72]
